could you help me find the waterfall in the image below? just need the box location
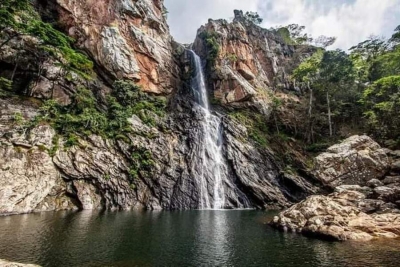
[188,50,251,210]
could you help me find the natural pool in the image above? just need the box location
[0,210,399,267]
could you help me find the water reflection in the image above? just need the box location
[0,211,400,267]
[193,211,231,266]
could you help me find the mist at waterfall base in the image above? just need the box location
[1,210,400,267]
[189,50,250,210]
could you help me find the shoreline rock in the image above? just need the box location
[270,135,400,241]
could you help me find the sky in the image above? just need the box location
[164,0,400,50]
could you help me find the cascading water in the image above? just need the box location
[189,50,250,210]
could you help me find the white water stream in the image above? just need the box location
[189,50,227,209]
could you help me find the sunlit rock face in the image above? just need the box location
[271,135,400,242]
[271,189,400,241]
[49,0,180,94]
[312,135,390,188]
[192,10,316,113]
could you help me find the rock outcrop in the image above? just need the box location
[312,135,389,189]
[193,10,315,112]
[0,99,76,215]
[271,189,400,241]
[41,0,181,94]
[271,135,400,241]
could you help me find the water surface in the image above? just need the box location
[0,210,399,266]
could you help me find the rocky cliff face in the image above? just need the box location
[37,0,181,95]
[0,2,322,215]
[193,10,315,113]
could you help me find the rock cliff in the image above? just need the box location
[193,10,315,113]
[36,0,181,95]
[0,2,324,215]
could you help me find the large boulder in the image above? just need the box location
[270,189,400,241]
[313,135,389,188]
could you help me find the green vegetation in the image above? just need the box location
[361,75,400,144]
[33,81,166,143]
[226,53,238,63]
[292,26,400,148]
[199,31,220,70]
[0,0,93,81]
[244,11,263,25]
[273,24,336,48]
[229,110,269,147]
[129,148,155,181]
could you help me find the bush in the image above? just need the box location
[229,110,269,147]
[199,31,220,70]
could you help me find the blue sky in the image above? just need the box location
[165,0,400,49]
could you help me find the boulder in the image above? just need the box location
[270,189,400,241]
[312,135,389,188]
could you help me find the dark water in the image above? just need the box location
[0,210,400,267]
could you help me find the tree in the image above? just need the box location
[314,35,337,48]
[244,11,263,25]
[318,50,355,136]
[389,25,400,45]
[293,50,324,142]
[275,24,336,47]
[361,76,400,145]
[286,24,313,44]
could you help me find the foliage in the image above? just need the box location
[226,53,238,63]
[35,81,166,142]
[274,24,336,48]
[293,50,324,83]
[390,25,400,44]
[12,112,24,125]
[361,75,400,142]
[291,25,400,147]
[129,148,155,181]
[0,0,31,32]
[313,36,337,48]
[0,0,93,79]
[199,31,220,70]
[276,27,296,45]
[0,77,12,89]
[244,11,263,25]
[229,110,269,147]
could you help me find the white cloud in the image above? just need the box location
[257,0,400,49]
[165,0,259,44]
[165,0,400,49]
